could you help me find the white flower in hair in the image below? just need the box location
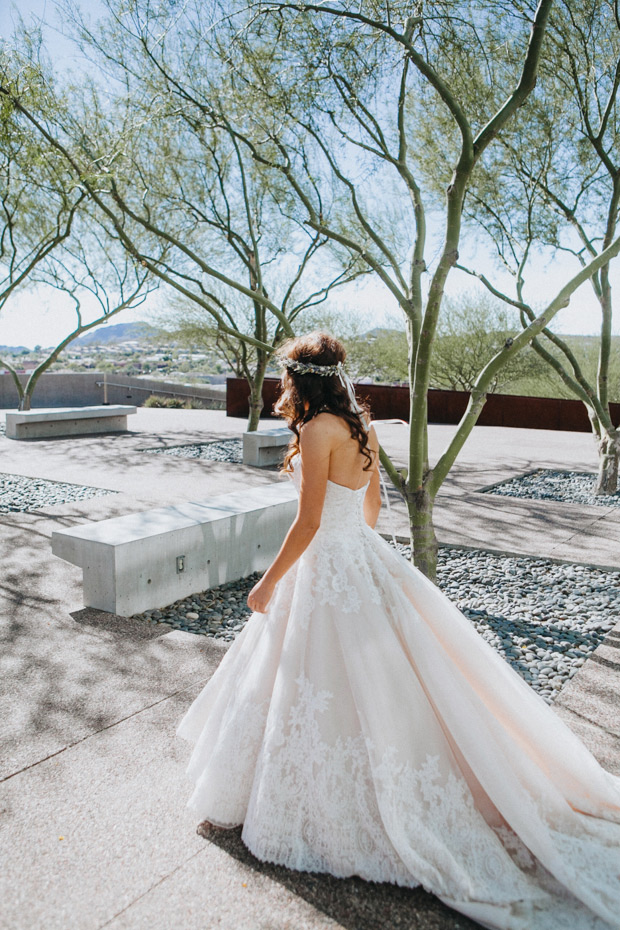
[282,355,367,426]
[284,358,344,376]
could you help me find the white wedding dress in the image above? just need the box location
[177,454,620,930]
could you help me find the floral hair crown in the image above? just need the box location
[281,354,368,428]
[283,358,344,377]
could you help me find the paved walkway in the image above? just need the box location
[1,409,619,930]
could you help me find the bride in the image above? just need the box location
[177,332,620,930]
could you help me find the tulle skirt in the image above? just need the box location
[177,488,620,930]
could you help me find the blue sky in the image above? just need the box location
[1,0,618,349]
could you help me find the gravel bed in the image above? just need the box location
[0,472,117,512]
[140,439,243,463]
[482,468,620,508]
[134,572,261,641]
[134,545,619,704]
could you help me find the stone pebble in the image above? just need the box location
[132,545,619,706]
[483,468,620,509]
[140,439,243,464]
[0,472,117,513]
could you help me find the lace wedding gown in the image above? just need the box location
[177,455,620,930]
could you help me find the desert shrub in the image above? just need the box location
[143,394,204,409]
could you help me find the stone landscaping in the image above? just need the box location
[3,405,619,930]
[140,438,243,463]
[0,472,117,512]
[134,572,261,639]
[482,468,620,507]
[134,544,620,705]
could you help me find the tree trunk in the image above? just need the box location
[595,430,620,495]
[246,359,268,432]
[247,391,263,431]
[408,485,439,582]
[20,357,60,412]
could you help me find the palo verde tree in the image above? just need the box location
[212,0,620,578]
[430,293,555,395]
[458,0,620,494]
[5,2,620,575]
[0,43,155,410]
[1,211,155,411]
[156,298,262,383]
[3,3,367,430]
[0,60,85,330]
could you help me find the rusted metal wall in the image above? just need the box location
[226,377,620,432]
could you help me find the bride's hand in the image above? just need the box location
[247,576,275,613]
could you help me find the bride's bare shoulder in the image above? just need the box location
[299,413,337,443]
[301,411,345,433]
[299,414,347,454]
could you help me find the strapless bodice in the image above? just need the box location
[290,455,369,536]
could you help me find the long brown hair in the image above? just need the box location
[274,331,373,472]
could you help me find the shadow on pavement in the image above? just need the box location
[203,827,482,930]
[70,607,164,641]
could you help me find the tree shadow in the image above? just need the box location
[202,827,482,930]
[69,606,164,641]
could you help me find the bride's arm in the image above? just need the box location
[247,419,330,613]
[363,426,382,528]
[363,467,381,528]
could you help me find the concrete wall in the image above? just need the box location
[0,372,226,409]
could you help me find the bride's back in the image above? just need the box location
[311,411,379,490]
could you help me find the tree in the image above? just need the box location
[0,64,85,319]
[1,5,367,430]
[0,29,157,410]
[156,298,260,380]
[241,0,620,576]
[459,0,620,493]
[0,209,155,410]
[430,293,555,394]
[293,305,410,383]
[210,0,620,578]
[5,2,620,578]
[346,328,410,383]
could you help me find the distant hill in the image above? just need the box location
[74,321,161,346]
[0,344,29,354]
[366,327,401,337]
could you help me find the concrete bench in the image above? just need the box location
[51,482,298,617]
[242,426,292,467]
[5,405,137,440]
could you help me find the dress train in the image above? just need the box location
[177,463,620,930]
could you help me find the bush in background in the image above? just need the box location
[143,395,204,409]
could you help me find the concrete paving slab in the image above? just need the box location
[0,503,226,777]
[2,688,207,930]
[2,408,620,930]
[106,830,481,930]
[3,410,617,569]
[0,623,221,781]
[103,841,346,930]
[1,635,478,930]
[554,625,620,765]
[376,488,620,569]
[373,421,600,481]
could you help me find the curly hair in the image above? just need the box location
[274,331,373,473]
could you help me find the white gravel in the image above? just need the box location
[0,472,117,512]
[482,469,620,507]
[134,545,619,704]
[140,439,243,463]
